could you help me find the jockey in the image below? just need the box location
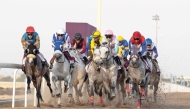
[128,31,151,73]
[70,33,88,63]
[102,30,122,69]
[90,30,104,54]
[21,26,49,72]
[49,28,74,69]
[146,38,161,76]
[85,35,93,55]
[117,35,129,60]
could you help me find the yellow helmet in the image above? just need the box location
[92,30,101,38]
[117,35,124,41]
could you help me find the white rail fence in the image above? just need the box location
[0,63,49,108]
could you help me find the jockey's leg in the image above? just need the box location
[153,59,161,76]
[63,51,75,68]
[113,55,122,69]
[37,52,49,67]
[142,55,151,73]
[49,56,56,69]
[79,52,88,63]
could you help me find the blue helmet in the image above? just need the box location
[146,38,152,44]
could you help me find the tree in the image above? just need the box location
[0,76,13,82]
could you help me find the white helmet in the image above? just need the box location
[56,28,65,34]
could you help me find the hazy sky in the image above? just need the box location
[0,0,189,78]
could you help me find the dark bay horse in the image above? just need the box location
[24,43,53,108]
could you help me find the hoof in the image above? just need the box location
[27,89,31,94]
[56,104,61,108]
[37,104,40,108]
[68,94,72,97]
[64,87,69,93]
[111,93,116,99]
[56,93,61,97]
[90,103,94,107]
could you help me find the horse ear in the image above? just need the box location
[102,42,107,46]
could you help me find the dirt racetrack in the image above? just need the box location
[0,82,190,109]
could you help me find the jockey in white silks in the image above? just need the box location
[102,30,122,69]
[49,28,75,69]
[21,26,49,72]
[145,38,161,76]
[70,33,88,64]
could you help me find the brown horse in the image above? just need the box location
[24,43,53,108]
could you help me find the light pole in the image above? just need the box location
[152,14,160,47]
[97,0,102,31]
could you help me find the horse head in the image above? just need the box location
[99,42,112,62]
[25,43,38,66]
[130,45,141,68]
[52,41,65,63]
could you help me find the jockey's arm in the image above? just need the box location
[70,39,75,47]
[141,40,147,56]
[152,45,158,58]
[34,36,40,49]
[80,39,86,54]
[21,37,27,50]
[122,40,129,57]
[63,34,70,51]
[113,38,119,56]
[90,38,95,54]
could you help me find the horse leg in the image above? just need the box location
[99,87,103,106]
[154,83,158,102]
[136,84,141,108]
[78,77,85,97]
[89,79,95,107]
[120,81,127,105]
[125,78,131,97]
[43,72,53,97]
[64,75,69,93]
[27,76,31,94]
[73,84,80,104]
[36,76,42,108]
[56,81,62,107]
[110,78,117,100]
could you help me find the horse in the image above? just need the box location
[24,43,53,108]
[85,46,105,107]
[147,52,160,102]
[68,48,86,104]
[98,42,119,103]
[125,45,152,108]
[51,42,76,107]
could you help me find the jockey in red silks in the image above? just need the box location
[21,26,49,72]
[49,28,75,69]
[128,31,151,73]
[70,33,88,64]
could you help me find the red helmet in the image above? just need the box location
[26,26,35,32]
[132,31,141,38]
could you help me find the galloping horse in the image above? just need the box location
[51,42,76,107]
[24,43,53,108]
[69,48,86,104]
[125,45,152,108]
[85,46,104,107]
[98,42,119,102]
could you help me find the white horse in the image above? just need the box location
[69,48,86,104]
[51,44,76,107]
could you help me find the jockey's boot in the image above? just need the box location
[142,56,151,73]
[49,56,55,69]
[114,56,122,69]
[83,56,88,64]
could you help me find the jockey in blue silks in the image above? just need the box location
[21,26,49,72]
[49,28,75,69]
[146,38,161,76]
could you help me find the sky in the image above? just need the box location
[0,0,190,78]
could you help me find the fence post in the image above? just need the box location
[12,69,19,108]
[24,76,27,107]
